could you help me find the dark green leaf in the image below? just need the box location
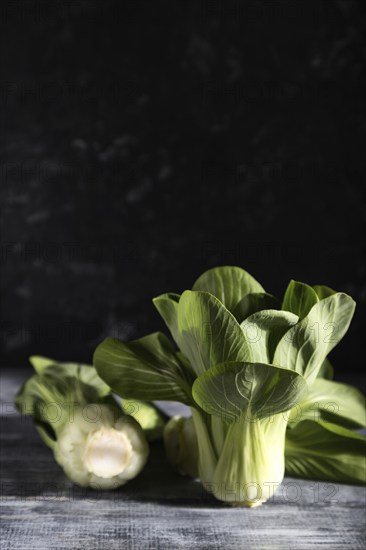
[285,420,366,484]
[152,293,180,344]
[313,284,337,300]
[274,293,356,385]
[15,369,106,431]
[282,280,319,320]
[192,361,308,422]
[241,309,298,363]
[28,356,110,397]
[94,332,193,405]
[232,292,280,323]
[289,378,366,429]
[177,290,252,376]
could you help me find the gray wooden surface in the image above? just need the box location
[1,369,365,550]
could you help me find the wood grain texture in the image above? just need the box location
[1,369,365,550]
[2,1,366,380]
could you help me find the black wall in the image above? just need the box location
[1,0,365,375]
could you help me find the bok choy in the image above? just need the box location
[94,266,366,506]
[16,356,149,489]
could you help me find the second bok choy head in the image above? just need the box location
[94,266,359,506]
[15,357,149,489]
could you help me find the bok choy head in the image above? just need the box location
[16,357,149,489]
[94,266,360,506]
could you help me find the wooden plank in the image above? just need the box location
[1,369,365,549]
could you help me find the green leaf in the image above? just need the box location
[289,378,366,429]
[273,293,356,385]
[15,369,108,432]
[122,399,166,441]
[192,361,308,422]
[15,376,49,420]
[313,284,336,300]
[153,293,180,343]
[175,351,196,377]
[241,309,299,363]
[177,290,252,376]
[29,355,56,374]
[232,292,280,323]
[285,420,366,484]
[192,266,264,312]
[28,356,110,398]
[317,358,334,380]
[282,280,319,319]
[94,332,193,405]
[34,421,56,450]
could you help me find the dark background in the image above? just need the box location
[1,0,365,377]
